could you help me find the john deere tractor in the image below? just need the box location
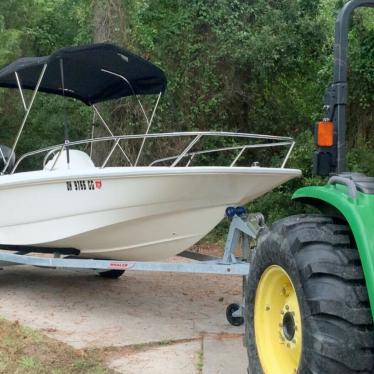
[245,1,374,373]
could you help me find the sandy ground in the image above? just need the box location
[0,248,248,373]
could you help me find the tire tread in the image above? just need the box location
[245,214,374,373]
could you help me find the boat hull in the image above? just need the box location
[0,167,301,260]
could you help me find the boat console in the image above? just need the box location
[44,150,95,171]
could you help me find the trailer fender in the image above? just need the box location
[293,184,374,319]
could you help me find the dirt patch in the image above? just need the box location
[0,319,113,374]
[191,244,224,257]
[91,337,202,358]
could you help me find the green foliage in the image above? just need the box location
[0,0,92,168]
[124,0,373,224]
[349,145,374,176]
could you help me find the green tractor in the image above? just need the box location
[245,0,374,373]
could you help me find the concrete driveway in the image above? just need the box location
[0,255,248,373]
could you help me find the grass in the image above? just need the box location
[0,321,204,374]
[196,350,204,372]
[158,340,172,346]
[0,318,113,374]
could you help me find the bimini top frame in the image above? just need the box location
[0,43,166,173]
[0,43,296,173]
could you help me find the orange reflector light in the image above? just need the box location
[317,121,334,147]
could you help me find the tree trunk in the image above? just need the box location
[91,0,131,166]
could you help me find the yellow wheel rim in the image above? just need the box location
[254,265,302,374]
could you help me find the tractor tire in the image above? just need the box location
[98,270,125,279]
[245,214,374,374]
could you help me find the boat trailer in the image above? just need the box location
[0,209,264,326]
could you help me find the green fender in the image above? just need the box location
[293,184,374,320]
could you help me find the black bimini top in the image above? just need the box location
[0,43,167,105]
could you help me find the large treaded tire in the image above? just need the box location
[245,214,374,374]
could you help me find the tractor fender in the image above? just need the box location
[293,184,374,318]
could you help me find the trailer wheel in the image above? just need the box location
[98,270,125,279]
[245,215,374,374]
[226,303,244,326]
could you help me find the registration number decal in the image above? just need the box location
[66,180,102,191]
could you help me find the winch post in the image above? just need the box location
[222,209,263,265]
[223,209,266,326]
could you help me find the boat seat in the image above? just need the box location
[44,150,95,171]
[0,144,15,173]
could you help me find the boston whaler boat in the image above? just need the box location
[0,44,301,262]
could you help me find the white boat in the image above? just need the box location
[0,44,301,261]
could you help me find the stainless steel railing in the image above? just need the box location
[11,131,295,174]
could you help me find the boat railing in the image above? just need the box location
[10,131,295,174]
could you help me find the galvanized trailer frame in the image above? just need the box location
[0,211,262,325]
